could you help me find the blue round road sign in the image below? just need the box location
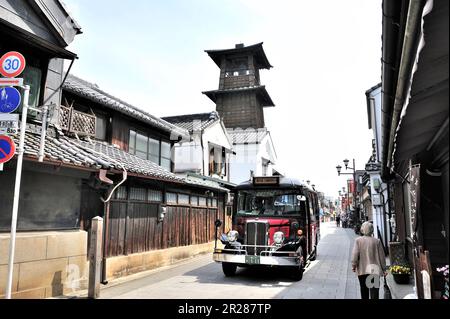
[0,87,21,113]
[0,135,16,164]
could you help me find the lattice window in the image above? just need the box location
[69,110,96,137]
[59,105,71,130]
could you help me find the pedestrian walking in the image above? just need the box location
[336,215,341,227]
[351,221,386,299]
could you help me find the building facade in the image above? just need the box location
[162,111,234,182]
[365,83,393,249]
[0,4,229,298]
[379,0,448,299]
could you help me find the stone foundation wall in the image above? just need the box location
[106,241,217,280]
[0,230,88,298]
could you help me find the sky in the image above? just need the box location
[63,0,381,199]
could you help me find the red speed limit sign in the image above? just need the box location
[0,51,26,78]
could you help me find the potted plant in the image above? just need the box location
[389,264,412,284]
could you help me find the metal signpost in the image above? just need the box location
[0,51,28,299]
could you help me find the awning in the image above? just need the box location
[392,0,449,165]
[0,20,77,60]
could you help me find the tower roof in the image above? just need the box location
[202,85,275,107]
[205,42,273,69]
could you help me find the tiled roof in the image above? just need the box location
[227,128,269,144]
[184,176,230,192]
[162,111,220,132]
[12,128,233,191]
[205,42,272,69]
[76,140,184,182]
[63,75,189,140]
[12,129,183,183]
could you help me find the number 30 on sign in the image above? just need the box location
[0,51,26,78]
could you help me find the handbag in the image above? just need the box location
[383,275,392,299]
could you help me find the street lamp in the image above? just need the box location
[336,158,360,225]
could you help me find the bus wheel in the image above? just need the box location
[222,263,237,277]
[290,265,304,281]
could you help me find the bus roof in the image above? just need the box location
[235,177,315,192]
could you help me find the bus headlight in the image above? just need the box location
[273,231,285,245]
[227,230,239,242]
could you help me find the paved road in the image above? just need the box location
[100,222,363,299]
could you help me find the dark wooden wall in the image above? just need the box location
[106,198,225,257]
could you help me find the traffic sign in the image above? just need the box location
[0,78,23,87]
[0,114,19,134]
[0,135,16,164]
[0,87,21,113]
[0,51,26,78]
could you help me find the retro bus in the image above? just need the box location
[213,176,320,280]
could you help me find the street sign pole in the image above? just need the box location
[5,85,29,299]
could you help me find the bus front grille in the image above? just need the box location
[246,222,268,256]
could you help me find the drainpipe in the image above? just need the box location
[101,200,110,284]
[386,0,426,169]
[38,104,49,162]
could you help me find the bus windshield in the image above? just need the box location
[236,189,307,216]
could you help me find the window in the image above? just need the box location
[129,187,146,201]
[148,137,160,164]
[115,186,127,200]
[166,192,177,204]
[161,141,171,171]
[22,65,42,108]
[309,195,316,222]
[212,199,218,207]
[129,129,172,171]
[129,130,136,154]
[236,190,306,216]
[199,197,207,206]
[95,115,107,141]
[178,194,189,205]
[148,190,163,202]
[209,145,226,177]
[190,196,198,206]
[135,131,148,160]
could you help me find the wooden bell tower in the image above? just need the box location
[202,43,275,129]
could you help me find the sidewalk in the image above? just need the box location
[277,222,362,299]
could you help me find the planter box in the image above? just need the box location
[393,274,410,284]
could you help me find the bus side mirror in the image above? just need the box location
[215,219,222,228]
